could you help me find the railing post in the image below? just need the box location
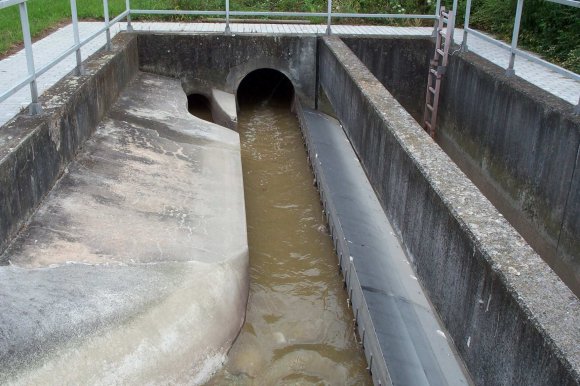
[326,0,332,35]
[225,0,231,35]
[462,0,473,52]
[506,0,524,77]
[70,0,83,74]
[126,0,133,31]
[18,1,41,115]
[432,0,442,37]
[103,0,111,50]
[450,0,458,41]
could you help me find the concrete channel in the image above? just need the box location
[0,31,578,385]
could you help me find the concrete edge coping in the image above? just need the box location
[0,34,137,160]
[321,35,580,375]
[0,33,139,254]
[1,32,136,128]
[453,45,580,120]
[341,34,579,117]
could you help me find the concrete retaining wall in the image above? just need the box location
[319,36,579,385]
[342,35,580,295]
[438,51,580,293]
[137,33,317,108]
[341,36,431,122]
[0,34,139,257]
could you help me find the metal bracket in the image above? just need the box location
[28,102,43,115]
[431,18,439,38]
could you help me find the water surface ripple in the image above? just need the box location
[207,100,372,385]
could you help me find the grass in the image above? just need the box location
[0,0,124,54]
[0,0,578,72]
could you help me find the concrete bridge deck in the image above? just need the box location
[0,71,248,384]
[0,22,578,126]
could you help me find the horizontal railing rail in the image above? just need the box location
[130,10,436,19]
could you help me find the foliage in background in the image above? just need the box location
[0,0,578,72]
[451,0,579,73]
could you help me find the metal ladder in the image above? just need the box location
[423,7,455,138]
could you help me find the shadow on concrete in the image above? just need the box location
[187,93,214,123]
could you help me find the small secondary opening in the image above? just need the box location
[237,68,295,110]
[187,94,214,123]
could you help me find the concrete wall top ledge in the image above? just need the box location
[0,33,138,256]
[0,33,136,144]
[321,36,579,382]
[434,45,580,294]
[455,49,580,120]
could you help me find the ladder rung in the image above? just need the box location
[430,68,438,75]
[429,86,436,94]
[441,11,449,18]
[426,104,434,112]
[437,48,445,56]
[424,121,432,129]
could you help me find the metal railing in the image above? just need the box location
[1,0,578,116]
[0,0,129,115]
[0,0,444,116]
[461,0,580,82]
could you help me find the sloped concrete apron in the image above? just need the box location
[0,72,248,384]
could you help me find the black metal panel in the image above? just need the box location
[297,103,470,386]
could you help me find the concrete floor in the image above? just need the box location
[0,72,248,384]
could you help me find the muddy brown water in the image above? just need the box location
[203,95,372,384]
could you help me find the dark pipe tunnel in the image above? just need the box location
[187,93,214,123]
[187,69,295,122]
[237,69,295,110]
